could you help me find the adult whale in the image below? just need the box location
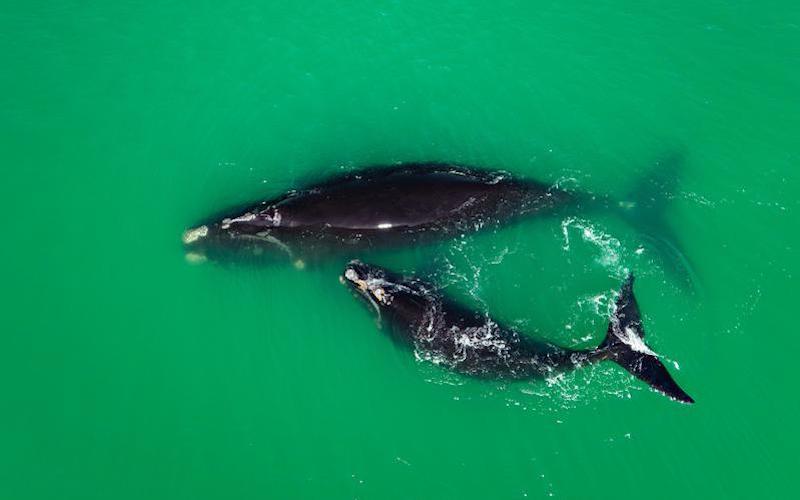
[341,260,693,404]
[183,160,691,283]
[183,163,568,265]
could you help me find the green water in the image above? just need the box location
[2,1,798,498]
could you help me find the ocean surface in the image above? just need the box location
[2,1,798,498]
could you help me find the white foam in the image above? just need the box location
[618,326,659,357]
[560,217,624,276]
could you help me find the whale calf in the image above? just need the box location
[183,163,574,265]
[341,260,693,404]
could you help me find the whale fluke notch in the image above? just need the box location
[599,274,694,404]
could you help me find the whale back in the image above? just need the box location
[272,163,550,230]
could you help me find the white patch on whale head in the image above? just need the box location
[220,212,256,229]
[344,268,372,293]
[377,222,393,229]
[343,268,394,306]
[182,225,208,244]
[344,268,359,282]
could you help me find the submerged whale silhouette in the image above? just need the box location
[183,161,692,284]
[341,260,693,404]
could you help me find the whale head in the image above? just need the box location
[182,205,291,265]
[341,260,433,329]
[342,260,393,302]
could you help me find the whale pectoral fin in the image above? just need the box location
[599,274,694,404]
[618,151,699,291]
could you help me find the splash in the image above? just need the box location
[415,219,652,412]
[437,233,519,307]
[560,217,627,279]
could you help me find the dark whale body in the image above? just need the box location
[342,260,693,404]
[183,163,572,265]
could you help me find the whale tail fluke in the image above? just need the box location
[616,152,698,291]
[599,274,694,404]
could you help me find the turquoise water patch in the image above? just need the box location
[2,1,797,498]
